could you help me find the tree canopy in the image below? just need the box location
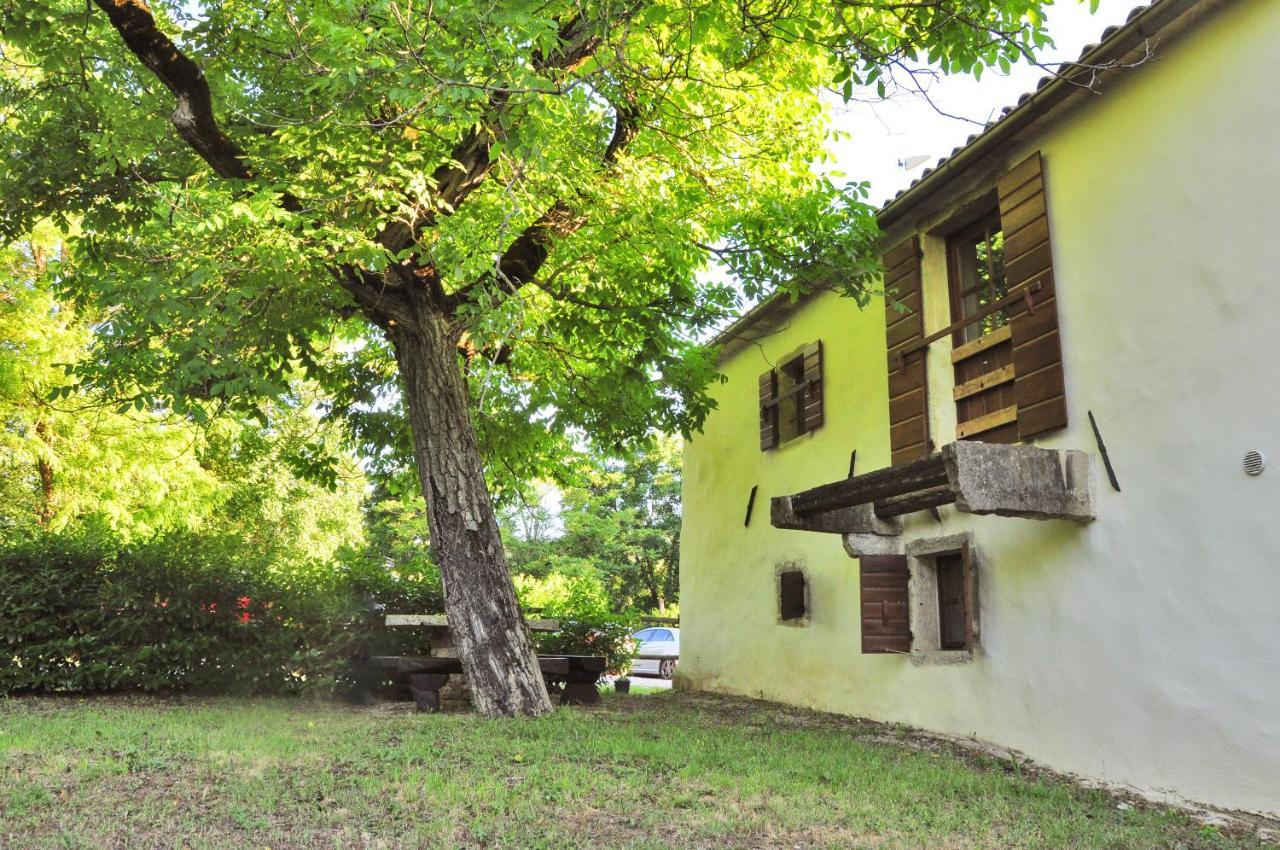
[2,0,1057,455]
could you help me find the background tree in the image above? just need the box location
[0,229,366,555]
[506,438,681,614]
[1,0,1056,715]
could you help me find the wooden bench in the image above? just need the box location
[348,654,606,712]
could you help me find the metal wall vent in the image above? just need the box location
[1244,450,1266,477]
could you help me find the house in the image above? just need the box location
[678,0,1280,817]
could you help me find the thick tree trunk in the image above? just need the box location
[391,304,553,717]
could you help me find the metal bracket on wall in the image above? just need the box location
[744,485,759,527]
[1088,410,1121,492]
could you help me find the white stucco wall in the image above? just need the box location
[680,0,1280,816]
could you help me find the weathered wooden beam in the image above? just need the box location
[874,487,957,518]
[790,453,948,515]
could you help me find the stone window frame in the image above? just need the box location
[905,533,980,665]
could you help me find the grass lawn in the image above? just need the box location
[0,689,1270,849]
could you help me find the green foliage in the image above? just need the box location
[0,227,367,559]
[506,437,682,615]
[0,0,1062,495]
[517,572,638,677]
[0,530,442,696]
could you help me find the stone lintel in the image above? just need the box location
[942,441,1096,522]
[842,532,905,558]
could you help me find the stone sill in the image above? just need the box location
[911,649,976,666]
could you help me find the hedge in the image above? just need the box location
[0,531,442,696]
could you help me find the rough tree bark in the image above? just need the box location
[391,293,553,717]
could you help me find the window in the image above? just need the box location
[859,538,978,659]
[882,151,1069,468]
[759,342,823,450]
[650,629,673,642]
[935,554,968,650]
[632,629,655,642]
[779,569,807,622]
[948,208,1019,445]
[948,213,1008,345]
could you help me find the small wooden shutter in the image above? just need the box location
[883,237,929,467]
[779,570,806,620]
[801,341,823,434]
[759,369,779,451]
[997,152,1067,439]
[859,555,911,654]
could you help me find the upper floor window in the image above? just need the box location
[881,151,1069,468]
[947,209,1019,444]
[949,213,1008,345]
[758,342,824,451]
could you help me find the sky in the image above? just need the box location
[827,0,1142,206]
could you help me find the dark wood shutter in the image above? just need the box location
[936,554,967,650]
[997,152,1067,439]
[779,570,806,620]
[883,237,929,467]
[801,341,823,434]
[759,369,779,451]
[859,555,911,654]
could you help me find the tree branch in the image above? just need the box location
[454,100,641,305]
[92,0,393,322]
[92,0,252,182]
[380,8,637,255]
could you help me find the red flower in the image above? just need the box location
[237,596,251,610]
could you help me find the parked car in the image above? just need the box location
[630,627,679,679]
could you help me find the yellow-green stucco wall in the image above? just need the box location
[679,0,1280,817]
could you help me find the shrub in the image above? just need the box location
[0,530,444,696]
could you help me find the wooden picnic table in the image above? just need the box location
[365,614,604,711]
[384,613,561,631]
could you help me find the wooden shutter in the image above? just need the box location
[997,152,1067,439]
[860,555,910,654]
[883,237,929,467]
[779,570,806,621]
[936,554,967,650]
[759,369,779,451]
[801,341,823,434]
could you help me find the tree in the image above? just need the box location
[506,438,681,614]
[1,0,1056,715]
[1,228,366,550]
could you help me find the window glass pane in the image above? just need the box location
[953,220,1008,344]
[652,630,672,641]
[633,629,654,641]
